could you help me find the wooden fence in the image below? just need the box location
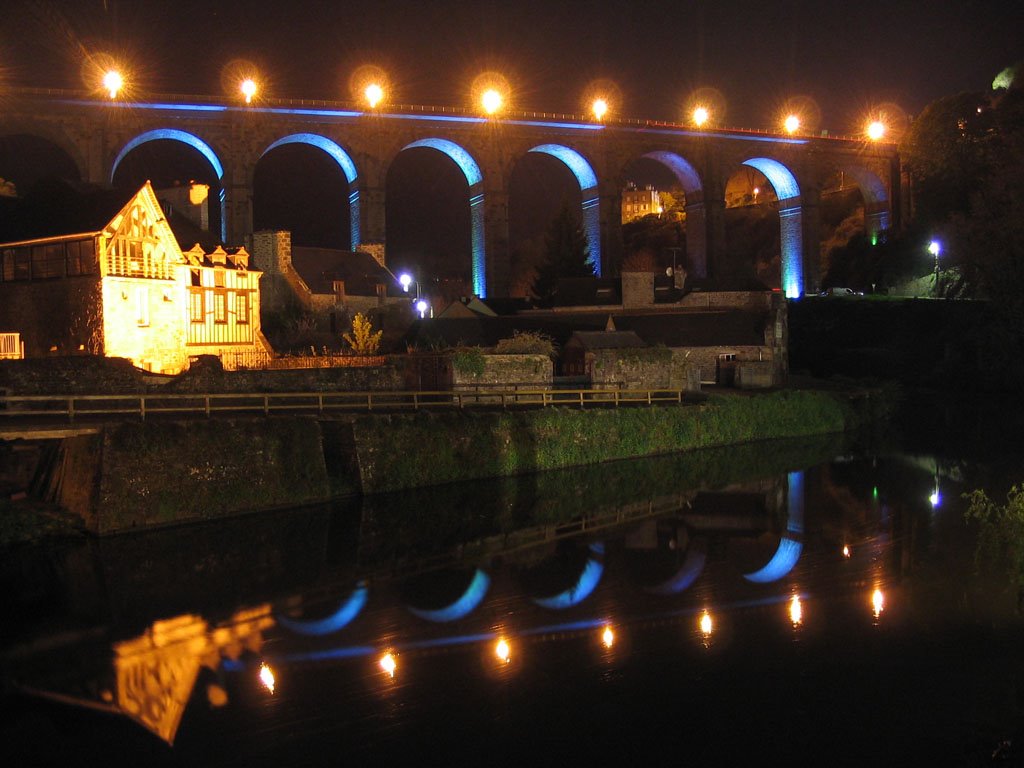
[0,387,686,423]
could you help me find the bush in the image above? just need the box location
[494,330,557,357]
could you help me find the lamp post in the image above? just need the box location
[928,240,941,297]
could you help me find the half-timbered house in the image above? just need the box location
[0,181,268,374]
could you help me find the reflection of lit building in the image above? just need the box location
[621,182,663,223]
[0,182,269,373]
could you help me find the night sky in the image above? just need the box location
[3,0,1021,129]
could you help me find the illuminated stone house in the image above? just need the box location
[0,182,268,374]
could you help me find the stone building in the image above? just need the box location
[0,182,268,374]
[621,182,662,223]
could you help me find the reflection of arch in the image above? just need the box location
[261,134,361,249]
[742,157,802,298]
[407,569,491,623]
[276,583,368,636]
[402,138,486,296]
[111,129,227,241]
[645,540,707,595]
[640,150,706,277]
[838,165,890,239]
[532,542,605,610]
[744,472,805,583]
[528,144,601,276]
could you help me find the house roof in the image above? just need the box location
[565,331,647,350]
[290,246,392,296]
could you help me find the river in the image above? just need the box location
[2,402,1023,766]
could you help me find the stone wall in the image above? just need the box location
[678,291,775,312]
[452,353,553,390]
[101,276,187,374]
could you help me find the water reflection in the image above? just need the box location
[2,436,1020,763]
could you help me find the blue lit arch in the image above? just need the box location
[275,583,369,636]
[261,134,361,250]
[642,151,703,196]
[407,569,491,623]
[111,129,227,241]
[532,543,605,610]
[646,542,708,595]
[744,472,805,584]
[742,157,803,298]
[528,144,601,276]
[402,138,487,297]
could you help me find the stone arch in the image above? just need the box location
[401,138,487,297]
[528,144,602,276]
[260,133,361,250]
[742,157,803,298]
[836,164,890,240]
[639,150,706,277]
[111,129,227,241]
[0,126,86,186]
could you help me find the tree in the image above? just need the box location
[531,200,594,300]
[343,312,383,355]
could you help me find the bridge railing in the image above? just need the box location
[0,387,686,423]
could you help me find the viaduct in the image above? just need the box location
[0,88,901,298]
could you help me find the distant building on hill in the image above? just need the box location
[621,182,662,223]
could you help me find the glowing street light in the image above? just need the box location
[240,78,258,104]
[398,272,413,293]
[481,88,503,115]
[871,588,885,619]
[784,114,801,134]
[365,82,384,109]
[601,625,615,650]
[495,637,511,664]
[415,298,429,319]
[867,120,886,141]
[258,662,276,694]
[592,98,608,121]
[102,70,123,100]
[692,106,710,128]
[842,544,851,558]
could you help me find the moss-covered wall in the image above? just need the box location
[95,417,330,533]
[353,390,855,493]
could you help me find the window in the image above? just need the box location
[136,286,150,327]
[189,289,204,323]
[214,269,225,288]
[66,240,96,276]
[235,292,249,324]
[31,244,65,279]
[213,291,227,323]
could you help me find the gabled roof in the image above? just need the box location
[290,246,391,296]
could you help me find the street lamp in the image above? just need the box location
[592,98,608,121]
[102,70,124,100]
[783,114,800,134]
[364,82,384,109]
[415,298,430,319]
[398,272,414,295]
[867,120,886,141]
[692,106,710,128]
[240,78,258,104]
[481,88,503,115]
[929,240,942,297]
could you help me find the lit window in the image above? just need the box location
[236,292,249,324]
[214,291,227,323]
[189,290,204,323]
[136,286,150,327]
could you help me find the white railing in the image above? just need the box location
[0,333,24,360]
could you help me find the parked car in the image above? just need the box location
[819,287,864,297]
